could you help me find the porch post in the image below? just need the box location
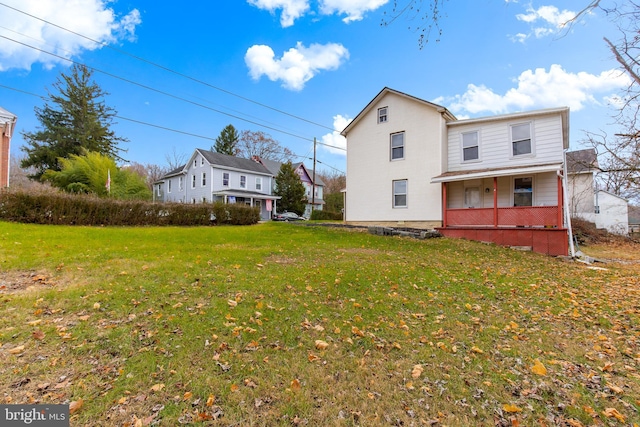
[442,183,447,228]
[557,174,563,227]
[493,177,498,228]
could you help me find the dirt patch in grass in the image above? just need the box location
[0,271,57,294]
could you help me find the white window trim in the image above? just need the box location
[461,131,481,163]
[512,176,534,207]
[256,177,262,191]
[240,175,247,189]
[191,174,196,189]
[201,172,206,187]
[179,176,183,191]
[510,122,535,158]
[223,172,230,187]
[378,106,388,124]
[390,132,405,161]
[168,179,172,193]
[392,179,408,208]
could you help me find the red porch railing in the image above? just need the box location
[446,206,560,228]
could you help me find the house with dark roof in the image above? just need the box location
[153,149,280,220]
[342,87,571,256]
[566,148,629,234]
[254,157,325,218]
[0,107,17,188]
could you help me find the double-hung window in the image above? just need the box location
[179,176,183,191]
[256,177,262,191]
[393,179,407,208]
[240,175,247,189]
[168,180,172,193]
[514,177,533,206]
[223,173,229,186]
[390,132,404,160]
[511,123,532,156]
[191,174,196,189]
[202,172,206,187]
[378,107,388,123]
[462,131,479,162]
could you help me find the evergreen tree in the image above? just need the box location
[213,124,239,155]
[21,64,127,180]
[274,162,307,215]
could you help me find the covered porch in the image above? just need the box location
[431,163,569,256]
[212,189,280,221]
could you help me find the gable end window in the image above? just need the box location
[511,123,532,156]
[378,107,388,123]
[462,131,479,162]
[223,173,229,186]
[393,179,407,208]
[390,132,404,160]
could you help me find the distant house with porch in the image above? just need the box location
[253,157,325,218]
[153,149,280,220]
[0,107,17,188]
[341,87,571,256]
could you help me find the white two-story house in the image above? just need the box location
[342,87,571,256]
[153,149,280,220]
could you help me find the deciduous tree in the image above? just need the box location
[21,64,127,179]
[237,130,293,162]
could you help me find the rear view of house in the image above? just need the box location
[342,87,571,256]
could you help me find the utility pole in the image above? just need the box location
[311,137,317,214]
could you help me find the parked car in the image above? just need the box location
[273,212,306,221]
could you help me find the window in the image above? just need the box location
[223,173,229,186]
[514,177,533,206]
[511,123,532,156]
[168,180,172,193]
[393,179,407,208]
[193,159,197,168]
[378,107,388,123]
[256,177,262,191]
[202,173,206,186]
[200,158,204,166]
[391,132,404,160]
[464,187,481,208]
[179,176,183,191]
[156,184,162,197]
[191,174,196,189]
[462,131,479,162]
[240,175,246,189]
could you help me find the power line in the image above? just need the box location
[0,1,335,132]
[0,83,345,174]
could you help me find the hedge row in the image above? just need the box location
[310,210,343,221]
[0,190,260,226]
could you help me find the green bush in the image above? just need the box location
[310,210,343,221]
[0,189,259,226]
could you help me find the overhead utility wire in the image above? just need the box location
[1,35,346,152]
[0,83,345,174]
[0,2,335,132]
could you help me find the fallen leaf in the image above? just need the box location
[93,302,101,310]
[183,392,193,401]
[206,394,215,406]
[230,384,239,392]
[290,379,301,391]
[150,383,165,392]
[69,399,83,414]
[471,346,484,354]
[411,364,424,379]
[227,300,238,308]
[531,359,547,376]
[32,330,45,340]
[315,340,329,350]
[8,345,25,354]
[503,404,522,413]
[603,407,625,422]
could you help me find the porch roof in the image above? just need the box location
[212,189,281,200]
[431,162,563,183]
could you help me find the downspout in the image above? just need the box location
[562,150,576,257]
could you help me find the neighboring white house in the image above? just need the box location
[566,148,629,235]
[342,87,571,256]
[0,107,17,188]
[153,149,280,220]
[255,157,325,217]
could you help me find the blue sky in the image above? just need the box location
[0,0,630,175]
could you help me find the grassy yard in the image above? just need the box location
[0,221,639,426]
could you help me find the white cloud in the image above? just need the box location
[443,65,630,115]
[247,0,310,27]
[320,0,389,23]
[514,5,576,41]
[245,42,349,91]
[0,0,141,71]
[321,114,352,155]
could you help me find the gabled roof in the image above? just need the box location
[340,87,456,136]
[566,148,599,174]
[0,106,17,122]
[254,157,325,186]
[198,149,272,175]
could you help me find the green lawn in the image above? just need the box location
[1,221,639,426]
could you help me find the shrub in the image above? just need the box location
[310,210,343,221]
[0,189,259,226]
